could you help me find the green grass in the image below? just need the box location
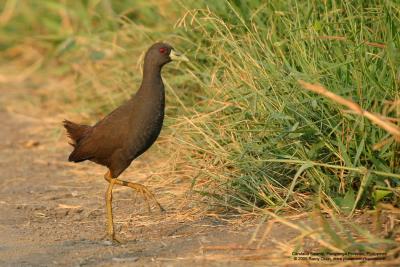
[174,0,400,213]
[1,0,399,219]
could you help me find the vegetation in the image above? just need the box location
[1,0,399,250]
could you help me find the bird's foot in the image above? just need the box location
[133,184,165,213]
[101,233,123,245]
[104,173,165,214]
[158,204,166,213]
[142,193,166,214]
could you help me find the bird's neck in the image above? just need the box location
[140,63,163,90]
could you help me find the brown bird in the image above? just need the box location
[63,42,188,243]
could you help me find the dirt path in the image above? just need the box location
[0,76,296,266]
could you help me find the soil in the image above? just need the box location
[0,73,299,267]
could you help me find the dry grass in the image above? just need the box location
[298,80,400,142]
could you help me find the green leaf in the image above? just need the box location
[54,37,76,56]
[350,171,371,216]
[278,163,313,211]
[373,189,392,202]
[339,189,355,215]
[90,50,105,61]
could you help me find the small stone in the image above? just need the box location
[112,257,139,262]
[72,207,84,214]
[22,140,40,148]
[102,240,113,246]
[55,209,69,218]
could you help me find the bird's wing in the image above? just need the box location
[68,101,132,163]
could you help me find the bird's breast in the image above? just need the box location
[127,88,165,158]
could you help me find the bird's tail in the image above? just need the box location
[63,120,91,147]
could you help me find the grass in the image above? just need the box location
[1,0,399,255]
[173,0,400,212]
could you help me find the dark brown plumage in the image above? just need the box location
[63,42,188,243]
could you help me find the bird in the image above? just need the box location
[63,42,188,243]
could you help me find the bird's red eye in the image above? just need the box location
[159,47,167,54]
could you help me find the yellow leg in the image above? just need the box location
[104,171,165,212]
[104,177,121,243]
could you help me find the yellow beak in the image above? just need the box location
[170,49,189,62]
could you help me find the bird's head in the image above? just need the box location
[144,42,189,68]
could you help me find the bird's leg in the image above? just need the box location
[104,171,165,212]
[104,177,121,243]
[141,190,152,213]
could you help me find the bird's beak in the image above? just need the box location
[170,49,189,62]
